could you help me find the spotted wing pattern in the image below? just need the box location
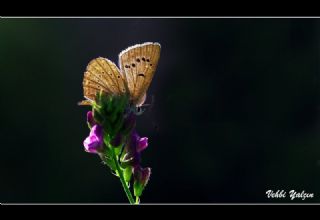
[119,42,161,106]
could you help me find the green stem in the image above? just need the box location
[135,196,140,204]
[110,146,135,204]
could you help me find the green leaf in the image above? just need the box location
[103,133,111,146]
[102,120,112,135]
[123,167,132,183]
[112,114,124,135]
[113,146,121,155]
[106,96,114,113]
[102,143,112,158]
[110,106,121,124]
[102,156,117,172]
[93,108,104,125]
[133,181,144,197]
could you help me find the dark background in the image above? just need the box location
[1,18,320,203]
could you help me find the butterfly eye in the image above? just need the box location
[136,58,140,62]
[132,63,136,67]
[142,57,146,62]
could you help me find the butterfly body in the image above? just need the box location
[79,42,161,108]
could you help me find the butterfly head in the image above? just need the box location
[134,106,145,116]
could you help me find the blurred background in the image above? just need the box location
[1,18,320,203]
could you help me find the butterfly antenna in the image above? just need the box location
[150,95,155,110]
[140,95,155,111]
[144,95,159,132]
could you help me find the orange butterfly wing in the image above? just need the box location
[119,42,161,106]
[79,57,128,105]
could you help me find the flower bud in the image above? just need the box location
[86,111,95,128]
[133,166,151,197]
[137,137,148,153]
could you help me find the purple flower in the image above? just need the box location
[131,131,148,153]
[137,137,148,153]
[83,124,104,153]
[122,130,148,167]
[87,111,95,128]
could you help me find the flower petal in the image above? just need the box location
[137,137,148,152]
[83,125,103,154]
[90,124,103,137]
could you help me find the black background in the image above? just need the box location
[1,18,320,203]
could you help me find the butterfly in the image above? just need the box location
[79,42,161,111]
